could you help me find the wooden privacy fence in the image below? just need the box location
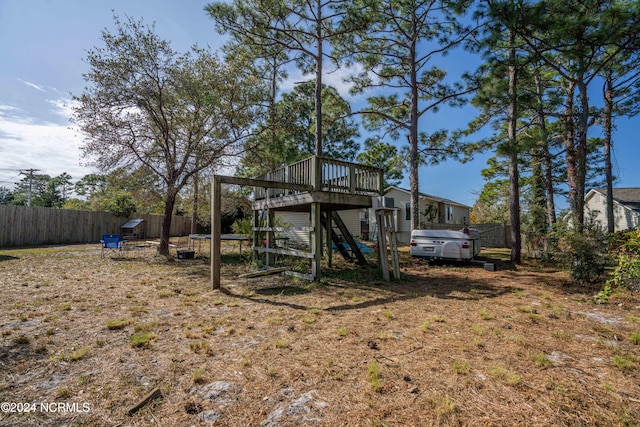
[420,223,511,248]
[0,205,191,247]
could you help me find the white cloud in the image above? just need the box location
[17,78,46,93]
[47,98,77,119]
[0,99,97,186]
[278,63,366,102]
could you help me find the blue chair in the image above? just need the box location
[100,234,127,257]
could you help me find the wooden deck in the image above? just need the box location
[252,156,383,211]
[211,156,384,289]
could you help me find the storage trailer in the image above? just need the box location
[410,228,481,262]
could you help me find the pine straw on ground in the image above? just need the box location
[1,242,639,426]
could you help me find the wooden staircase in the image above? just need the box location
[320,212,368,266]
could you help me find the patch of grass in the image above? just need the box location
[479,308,495,320]
[133,321,157,333]
[56,388,71,399]
[106,319,129,330]
[367,362,381,392]
[517,306,533,313]
[301,314,316,324]
[529,313,542,322]
[629,333,640,345]
[376,331,396,340]
[511,287,525,297]
[129,332,156,348]
[432,314,445,323]
[435,396,456,416]
[552,330,573,339]
[58,303,72,312]
[530,352,551,368]
[612,354,634,370]
[337,327,350,337]
[130,305,149,315]
[488,365,521,386]
[193,369,207,384]
[626,314,640,323]
[274,338,289,348]
[383,310,394,319]
[67,347,88,362]
[421,320,430,333]
[471,326,485,335]
[452,359,470,375]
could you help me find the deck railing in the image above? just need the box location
[254,156,383,200]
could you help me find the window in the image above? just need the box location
[446,206,453,222]
[405,203,411,221]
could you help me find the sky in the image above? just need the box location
[0,0,638,210]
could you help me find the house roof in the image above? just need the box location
[591,188,640,213]
[385,186,471,209]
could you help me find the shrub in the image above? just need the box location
[550,221,607,284]
[606,230,640,293]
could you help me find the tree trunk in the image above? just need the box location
[534,73,556,227]
[409,15,420,232]
[507,30,521,264]
[603,74,615,233]
[191,171,199,235]
[314,0,323,157]
[159,189,177,256]
[563,82,579,227]
[574,77,590,229]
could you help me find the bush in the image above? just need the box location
[607,229,640,293]
[550,221,607,284]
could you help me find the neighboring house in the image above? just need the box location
[273,186,471,246]
[377,186,471,244]
[584,187,640,232]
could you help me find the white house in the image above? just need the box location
[272,186,470,246]
[376,187,471,243]
[584,188,640,232]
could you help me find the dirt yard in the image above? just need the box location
[1,241,639,426]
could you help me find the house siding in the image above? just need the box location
[272,188,471,246]
[377,187,470,243]
[274,209,364,248]
[585,189,640,232]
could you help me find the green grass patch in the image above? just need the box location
[106,319,129,330]
[479,308,495,320]
[367,362,381,392]
[67,347,89,362]
[452,359,470,375]
[530,352,551,368]
[612,354,635,370]
[129,332,156,348]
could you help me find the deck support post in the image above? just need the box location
[311,202,321,280]
[326,209,332,268]
[211,176,222,289]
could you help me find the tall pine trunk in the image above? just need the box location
[507,30,521,264]
[603,73,615,233]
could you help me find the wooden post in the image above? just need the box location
[211,176,222,289]
[311,203,321,280]
[349,164,356,195]
[376,209,390,281]
[327,210,332,268]
[266,208,274,267]
[312,156,322,191]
